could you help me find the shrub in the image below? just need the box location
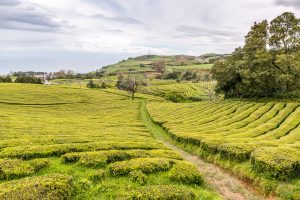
[109,158,172,176]
[87,79,99,88]
[118,185,196,200]
[76,178,92,191]
[62,149,182,168]
[100,82,108,89]
[29,158,51,171]
[164,91,186,103]
[129,170,147,185]
[0,142,164,159]
[0,158,50,180]
[169,161,203,185]
[0,174,74,200]
[88,170,106,182]
[251,147,300,180]
[0,159,34,180]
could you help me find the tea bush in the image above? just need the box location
[118,185,196,200]
[0,174,74,199]
[169,161,203,185]
[109,158,172,176]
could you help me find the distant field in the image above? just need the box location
[167,64,213,71]
[103,55,214,74]
[0,84,219,199]
[147,100,300,198]
[139,81,217,101]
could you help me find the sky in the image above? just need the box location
[0,0,299,73]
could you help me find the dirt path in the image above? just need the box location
[139,100,267,200]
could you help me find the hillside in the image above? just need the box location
[101,54,228,74]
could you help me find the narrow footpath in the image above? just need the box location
[139,99,267,200]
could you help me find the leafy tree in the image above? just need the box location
[269,12,300,91]
[116,74,146,100]
[212,12,300,98]
[0,75,12,83]
[15,75,43,84]
[152,60,166,74]
[87,79,98,88]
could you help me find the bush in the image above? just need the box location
[0,159,34,180]
[100,82,108,89]
[1,142,164,159]
[87,80,99,88]
[118,185,196,200]
[109,158,172,176]
[29,158,51,171]
[62,149,182,168]
[88,170,106,182]
[169,161,203,185]
[0,158,50,180]
[251,147,300,180]
[164,91,186,103]
[129,170,147,185]
[0,174,74,200]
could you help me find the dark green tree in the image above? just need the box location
[212,12,300,98]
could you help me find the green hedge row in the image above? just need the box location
[0,142,165,159]
[0,158,50,180]
[109,157,173,176]
[118,185,196,200]
[251,147,300,180]
[0,174,74,200]
[169,161,203,185]
[62,149,182,167]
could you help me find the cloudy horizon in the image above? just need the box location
[0,0,299,74]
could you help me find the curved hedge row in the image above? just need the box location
[118,185,196,200]
[147,100,300,180]
[0,174,74,200]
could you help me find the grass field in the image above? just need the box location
[147,100,300,198]
[0,83,220,199]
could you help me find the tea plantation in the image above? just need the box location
[147,100,300,198]
[0,84,220,200]
[139,81,216,101]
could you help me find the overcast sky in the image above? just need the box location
[0,0,299,73]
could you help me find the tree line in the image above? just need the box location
[211,12,300,98]
[0,75,44,84]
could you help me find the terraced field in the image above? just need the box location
[147,100,300,198]
[0,84,219,199]
[140,81,216,100]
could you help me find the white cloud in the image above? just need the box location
[0,0,299,72]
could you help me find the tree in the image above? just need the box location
[14,75,43,84]
[66,70,75,79]
[269,12,300,91]
[152,60,166,74]
[211,12,300,98]
[116,74,146,100]
[87,79,98,88]
[211,47,243,98]
[0,75,12,83]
